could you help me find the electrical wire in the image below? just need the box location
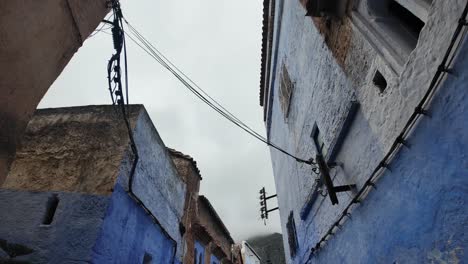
[105,0,177,249]
[88,13,114,38]
[120,19,315,166]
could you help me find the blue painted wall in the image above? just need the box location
[0,106,185,263]
[210,254,221,264]
[263,0,468,263]
[0,184,180,264]
[92,184,176,263]
[305,42,468,264]
[0,189,109,263]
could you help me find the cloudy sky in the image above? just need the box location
[38,0,281,240]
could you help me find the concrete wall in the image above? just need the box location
[262,0,468,262]
[0,0,108,184]
[0,189,109,263]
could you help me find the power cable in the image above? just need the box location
[105,0,177,248]
[121,19,316,166]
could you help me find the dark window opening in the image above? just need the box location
[143,252,153,264]
[373,70,388,92]
[42,194,59,225]
[194,248,198,263]
[389,0,425,38]
[286,212,299,258]
[279,63,294,119]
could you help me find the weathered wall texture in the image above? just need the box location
[261,0,468,263]
[169,149,203,264]
[0,105,188,263]
[0,189,109,263]
[92,184,177,263]
[3,105,140,195]
[118,108,187,260]
[197,196,235,263]
[309,41,468,264]
[169,149,240,264]
[0,0,108,184]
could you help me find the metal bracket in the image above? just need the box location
[316,154,355,205]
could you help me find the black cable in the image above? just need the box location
[105,0,177,247]
[125,22,249,128]
[122,20,315,165]
[120,17,130,107]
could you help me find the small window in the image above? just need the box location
[389,0,425,42]
[372,70,387,93]
[142,253,153,264]
[354,0,430,72]
[42,194,59,225]
[312,124,328,157]
[279,63,294,119]
[286,212,299,258]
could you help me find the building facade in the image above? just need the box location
[0,105,187,263]
[170,149,241,264]
[260,0,468,263]
[240,241,261,264]
[0,105,244,263]
[246,233,286,264]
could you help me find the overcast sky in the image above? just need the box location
[38,0,281,241]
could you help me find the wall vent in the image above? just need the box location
[373,70,388,93]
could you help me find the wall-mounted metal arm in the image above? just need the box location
[316,154,355,205]
[259,187,279,222]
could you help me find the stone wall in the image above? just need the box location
[261,0,468,262]
[3,105,140,195]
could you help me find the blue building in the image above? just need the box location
[0,105,186,263]
[259,0,468,263]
